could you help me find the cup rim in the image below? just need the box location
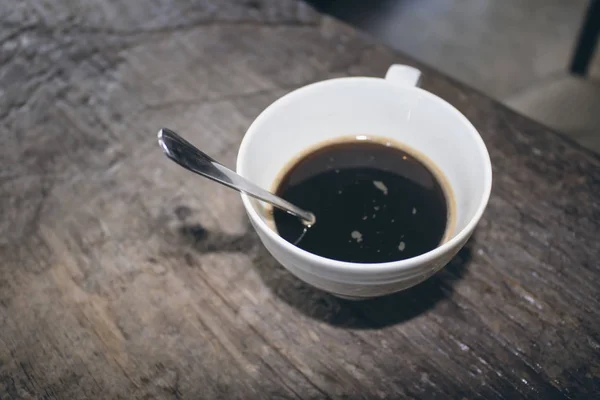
[237,77,492,275]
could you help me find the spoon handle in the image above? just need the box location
[158,128,316,225]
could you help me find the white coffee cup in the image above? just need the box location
[237,64,492,299]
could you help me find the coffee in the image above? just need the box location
[272,137,452,263]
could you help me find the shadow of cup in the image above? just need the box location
[251,235,473,329]
[175,217,475,329]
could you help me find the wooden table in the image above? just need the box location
[1,1,599,398]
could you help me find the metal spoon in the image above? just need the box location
[157,128,316,226]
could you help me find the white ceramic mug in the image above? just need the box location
[237,64,492,299]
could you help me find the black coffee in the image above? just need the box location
[273,139,449,263]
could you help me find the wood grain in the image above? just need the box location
[1,0,599,398]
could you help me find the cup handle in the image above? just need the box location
[385,64,422,87]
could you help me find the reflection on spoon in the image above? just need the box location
[157,128,316,226]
